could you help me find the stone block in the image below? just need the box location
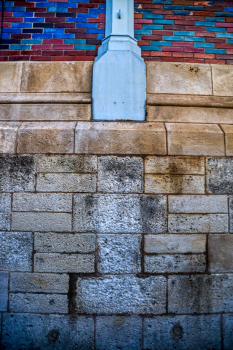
[145,234,206,254]
[168,195,228,213]
[17,122,75,154]
[76,276,166,314]
[10,273,69,293]
[2,314,94,350]
[206,158,233,194]
[223,314,233,350]
[145,175,204,194]
[96,316,142,350]
[144,315,221,350]
[9,293,68,314]
[168,214,228,233]
[0,122,20,154]
[209,235,233,273]
[97,156,143,193]
[12,213,72,232]
[97,234,141,274]
[221,124,233,156]
[0,272,8,312]
[21,61,93,93]
[75,122,166,155]
[145,156,205,175]
[73,194,167,233]
[13,193,72,212]
[145,254,206,273]
[34,233,95,253]
[167,123,224,156]
[0,62,22,92]
[34,253,95,273]
[36,173,96,193]
[212,64,233,97]
[229,196,233,233]
[147,62,212,95]
[0,232,32,272]
[168,274,233,313]
[0,193,11,231]
[36,155,97,173]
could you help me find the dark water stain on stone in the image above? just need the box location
[170,322,184,340]
[47,329,60,343]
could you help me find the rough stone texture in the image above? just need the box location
[97,234,141,274]
[145,234,206,254]
[0,156,36,192]
[17,122,75,154]
[168,214,228,233]
[21,61,93,93]
[0,62,22,92]
[221,124,233,156]
[206,158,233,194]
[0,122,20,154]
[75,122,166,155]
[0,193,11,231]
[167,123,225,156]
[223,314,233,350]
[36,155,97,173]
[147,62,212,95]
[145,254,206,273]
[209,235,233,273]
[13,193,72,212]
[168,274,233,313]
[168,195,227,213]
[0,272,8,311]
[212,64,233,97]
[2,314,94,350]
[96,316,142,350]
[229,196,233,233]
[76,276,166,314]
[145,156,205,175]
[9,293,68,314]
[0,232,32,272]
[34,233,95,253]
[34,253,95,273]
[143,315,221,350]
[12,213,72,232]
[73,194,167,233]
[36,173,96,193]
[97,156,143,193]
[10,273,69,293]
[145,175,204,194]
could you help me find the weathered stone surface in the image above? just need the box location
[10,273,69,293]
[0,156,36,192]
[229,196,233,233]
[13,193,72,212]
[212,64,233,97]
[168,214,228,233]
[0,122,20,154]
[36,155,97,173]
[145,175,204,194]
[2,314,94,350]
[97,156,143,193]
[206,158,233,194]
[96,316,142,350]
[221,124,233,156]
[145,156,205,175]
[76,276,166,314]
[9,293,68,313]
[168,274,233,313]
[168,195,227,213]
[0,272,8,311]
[0,232,32,272]
[12,213,72,232]
[34,233,95,253]
[209,235,233,273]
[0,92,91,104]
[223,314,233,350]
[144,315,221,350]
[0,193,11,231]
[34,253,95,273]
[147,62,212,95]
[75,122,166,155]
[0,62,22,92]
[36,173,96,192]
[73,194,167,233]
[97,234,141,274]
[167,123,224,156]
[17,122,75,154]
[145,234,206,254]
[21,61,93,93]
[145,254,206,273]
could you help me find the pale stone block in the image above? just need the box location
[0,272,8,311]
[0,193,11,231]
[209,235,233,273]
[212,64,233,97]
[17,122,75,154]
[206,158,233,194]
[223,314,233,350]
[167,123,225,156]
[168,195,228,213]
[147,62,212,95]
[0,62,23,92]
[0,92,91,104]
[75,122,166,155]
[36,155,97,173]
[0,122,20,154]
[13,193,72,212]
[221,124,233,156]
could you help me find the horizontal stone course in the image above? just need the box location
[209,235,233,273]
[145,175,204,194]
[0,272,8,312]
[168,195,228,213]
[36,155,97,173]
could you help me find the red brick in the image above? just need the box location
[55,23,76,28]
[216,23,233,28]
[3,23,12,28]
[21,50,41,56]
[134,14,142,19]
[4,17,23,22]
[68,9,88,13]
[215,44,233,49]
[43,39,63,44]
[31,44,52,49]
[141,51,150,57]
[75,56,95,60]
[152,30,173,35]
[9,56,30,61]
[194,53,215,59]
[205,59,225,64]
[216,54,233,59]
[35,13,55,18]
[162,57,183,62]
[52,56,74,61]
[53,45,74,49]
[175,20,195,25]
[226,49,233,54]
[0,57,9,61]
[226,60,233,65]
[162,47,183,52]
[173,42,193,46]
[185,26,206,31]
[88,18,105,23]
[206,38,225,43]
[0,50,20,56]
[196,32,216,37]
[141,35,162,40]
[75,34,96,39]
[31,56,51,61]
[227,29,233,33]
[144,57,161,61]
[184,47,204,53]
[42,50,63,56]
[164,15,184,20]
[134,24,142,29]
[164,25,185,30]
[173,52,193,58]
[135,19,153,24]
[151,51,172,57]
[183,58,204,63]
[45,18,64,23]
[138,41,151,46]
[226,18,233,23]
[194,11,214,16]
[63,50,85,56]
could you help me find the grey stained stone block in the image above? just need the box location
[0,272,8,311]
[223,314,233,350]
[143,315,221,350]
[96,316,142,350]
[97,156,143,193]
[13,193,72,212]
[2,314,94,350]
[73,194,167,233]
[0,193,11,231]
[76,275,166,314]
[209,234,233,273]
[97,234,141,274]
[168,274,233,314]
[229,196,233,233]
[206,157,233,193]
[168,195,228,213]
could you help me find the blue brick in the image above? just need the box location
[141,46,162,51]
[12,23,32,28]
[86,29,105,34]
[207,27,226,32]
[216,12,233,17]
[89,9,105,13]
[194,43,214,48]
[32,34,52,39]
[56,3,77,7]
[185,37,205,42]
[47,7,57,12]
[24,18,45,23]
[151,41,172,46]
[21,39,43,44]
[174,11,192,15]
[206,17,225,22]
[35,2,56,6]
[99,4,106,8]
[164,5,183,9]
[153,1,172,3]
[10,44,31,50]
[153,20,174,24]
[64,39,85,44]
[205,49,226,54]
[75,23,97,28]
[225,8,233,12]
[135,35,141,40]
[185,6,204,11]
[227,39,233,44]
[5,6,25,11]
[74,45,96,50]
[13,12,34,17]
[53,34,75,38]
[195,21,215,27]
[135,30,152,35]
[4,1,14,5]
[175,31,194,36]
[216,33,233,38]
[142,25,163,29]
[2,34,10,39]
[97,34,104,40]
[163,36,183,41]
[54,7,67,12]
[44,28,65,34]
[67,18,87,23]
[2,28,21,33]
[143,14,163,19]
[77,14,98,18]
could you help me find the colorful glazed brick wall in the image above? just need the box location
[0,0,233,63]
